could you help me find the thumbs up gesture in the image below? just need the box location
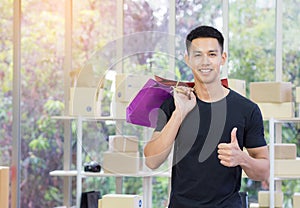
[217,127,242,167]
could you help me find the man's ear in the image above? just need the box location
[184,53,190,67]
[221,52,227,65]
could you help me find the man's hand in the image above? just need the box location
[173,86,196,120]
[217,127,243,167]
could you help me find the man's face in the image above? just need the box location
[185,37,226,85]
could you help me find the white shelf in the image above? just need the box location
[267,117,300,123]
[51,115,126,121]
[268,117,300,208]
[50,170,171,178]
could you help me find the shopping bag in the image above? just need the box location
[126,76,228,128]
[80,191,101,208]
[126,78,173,128]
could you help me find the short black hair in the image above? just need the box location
[186,25,224,54]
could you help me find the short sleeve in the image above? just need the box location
[154,97,175,132]
[244,104,267,148]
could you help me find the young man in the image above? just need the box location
[144,25,269,207]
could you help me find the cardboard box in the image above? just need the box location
[258,190,283,207]
[98,199,102,208]
[69,87,102,116]
[296,87,300,103]
[115,74,151,103]
[249,203,259,208]
[268,143,297,160]
[293,193,300,208]
[102,194,143,208]
[257,102,294,119]
[103,151,139,174]
[275,158,300,177]
[228,79,246,96]
[110,100,128,119]
[250,82,292,103]
[0,166,9,208]
[109,135,138,152]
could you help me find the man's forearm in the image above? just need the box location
[144,110,183,169]
[240,148,270,181]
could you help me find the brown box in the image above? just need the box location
[228,79,246,96]
[115,74,151,103]
[275,158,300,177]
[250,82,292,103]
[101,194,143,208]
[249,203,259,208]
[258,190,283,207]
[296,87,300,103]
[110,100,128,119]
[109,135,138,152]
[268,143,297,159]
[69,87,102,116]
[103,151,139,174]
[293,193,300,208]
[257,102,294,119]
[0,166,9,208]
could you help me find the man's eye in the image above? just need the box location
[210,53,217,56]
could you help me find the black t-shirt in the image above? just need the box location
[155,90,266,208]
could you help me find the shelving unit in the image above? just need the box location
[268,117,300,208]
[50,115,171,208]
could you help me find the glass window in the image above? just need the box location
[0,0,13,166]
[175,0,223,81]
[228,0,276,86]
[21,0,66,206]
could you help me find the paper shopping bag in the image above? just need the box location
[126,78,173,128]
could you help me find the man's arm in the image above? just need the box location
[242,146,270,181]
[144,110,182,169]
[218,128,270,181]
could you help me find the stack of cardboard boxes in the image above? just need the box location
[102,135,140,174]
[69,64,103,116]
[112,74,151,119]
[250,82,294,119]
[249,143,299,207]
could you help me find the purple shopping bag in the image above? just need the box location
[126,78,173,128]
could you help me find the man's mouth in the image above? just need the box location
[198,68,213,73]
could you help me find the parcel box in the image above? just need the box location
[257,102,294,119]
[228,79,246,97]
[258,191,283,207]
[110,100,128,119]
[115,74,151,103]
[296,87,300,103]
[274,159,300,177]
[293,193,300,208]
[109,135,138,152]
[101,194,143,208]
[268,143,297,160]
[0,166,9,208]
[250,82,292,103]
[69,87,102,116]
[103,151,139,174]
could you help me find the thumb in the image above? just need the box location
[231,127,238,144]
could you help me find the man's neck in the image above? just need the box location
[194,81,229,103]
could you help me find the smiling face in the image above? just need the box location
[185,37,227,85]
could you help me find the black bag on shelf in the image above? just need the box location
[239,191,248,208]
[80,191,101,208]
